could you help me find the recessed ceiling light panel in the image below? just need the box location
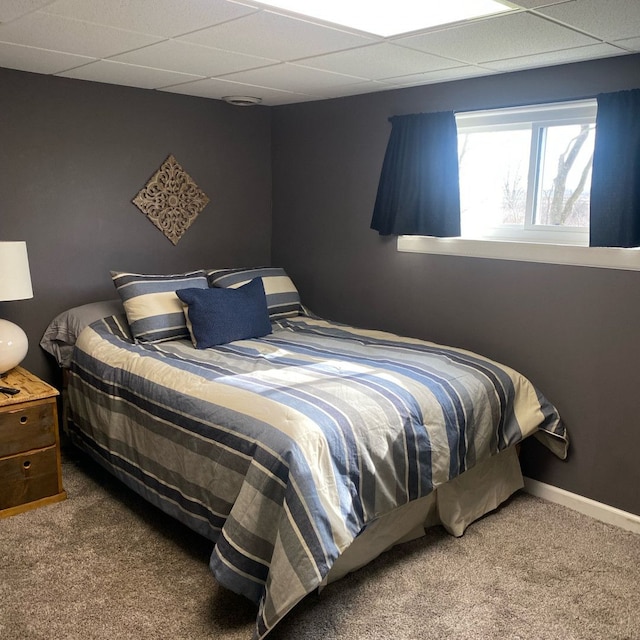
[257,0,515,37]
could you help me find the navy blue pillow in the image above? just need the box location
[177,277,272,348]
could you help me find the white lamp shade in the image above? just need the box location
[0,318,28,374]
[0,241,33,301]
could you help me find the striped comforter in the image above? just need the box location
[67,314,567,638]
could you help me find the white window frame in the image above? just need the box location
[397,99,640,271]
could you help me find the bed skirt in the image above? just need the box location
[66,395,521,589]
[322,445,523,585]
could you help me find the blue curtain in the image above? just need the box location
[590,88,640,247]
[371,111,460,237]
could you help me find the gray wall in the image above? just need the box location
[0,67,272,383]
[271,54,640,516]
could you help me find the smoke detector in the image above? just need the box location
[222,96,263,106]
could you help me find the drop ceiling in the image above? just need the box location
[0,0,638,106]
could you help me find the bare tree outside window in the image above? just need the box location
[535,124,595,227]
[501,168,526,224]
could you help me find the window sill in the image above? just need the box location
[397,236,640,271]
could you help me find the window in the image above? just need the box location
[397,96,640,271]
[455,99,597,246]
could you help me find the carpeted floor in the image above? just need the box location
[1,450,639,640]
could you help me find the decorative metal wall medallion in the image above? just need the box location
[132,154,210,245]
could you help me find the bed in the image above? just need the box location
[41,268,568,639]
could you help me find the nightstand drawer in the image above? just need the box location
[0,446,60,510]
[0,400,56,457]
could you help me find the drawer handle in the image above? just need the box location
[23,460,31,470]
[20,415,28,425]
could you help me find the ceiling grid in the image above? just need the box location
[0,0,637,105]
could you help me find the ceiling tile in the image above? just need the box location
[0,41,94,74]
[160,76,303,105]
[222,63,366,93]
[313,80,390,99]
[0,11,161,58]
[614,36,640,52]
[41,0,258,38]
[265,93,322,105]
[536,0,640,41]
[380,65,496,87]
[57,59,204,89]
[112,40,277,77]
[0,0,54,23]
[179,10,376,61]
[297,43,463,81]
[482,43,628,71]
[161,75,383,105]
[395,12,599,64]
[507,0,571,7]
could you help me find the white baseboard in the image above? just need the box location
[523,477,640,535]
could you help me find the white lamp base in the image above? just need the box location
[0,318,29,375]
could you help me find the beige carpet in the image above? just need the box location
[1,450,639,640]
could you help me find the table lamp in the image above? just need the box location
[0,241,33,375]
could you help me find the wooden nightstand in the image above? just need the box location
[0,366,67,518]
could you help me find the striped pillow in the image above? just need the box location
[206,267,301,320]
[111,270,208,343]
